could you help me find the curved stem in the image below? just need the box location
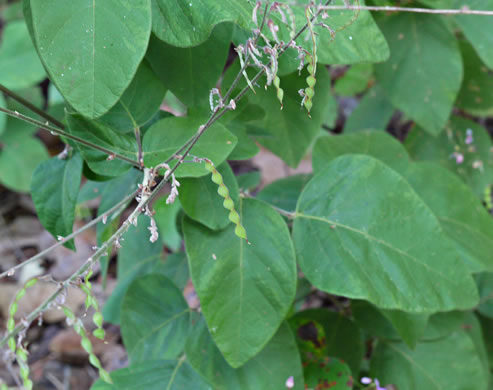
[317,4,493,15]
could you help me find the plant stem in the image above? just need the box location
[0,107,141,168]
[0,191,137,280]
[0,84,65,130]
[317,4,493,15]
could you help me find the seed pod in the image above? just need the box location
[223,197,234,210]
[229,210,240,224]
[93,328,106,340]
[8,338,16,352]
[203,159,248,242]
[273,76,284,109]
[81,336,93,354]
[15,289,26,301]
[93,312,103,328]
[7,317,15,332]
[89,354,102,369]
[99,369,113,384]
[217,185,229,198]
[303,6,317,117]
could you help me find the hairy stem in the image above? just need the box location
[317,4,493,15]
[0,84,65,130]
[0,191,137,280]
[0,107,141,168]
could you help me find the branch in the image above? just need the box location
[0,107,141,169]
[0,190,137,280]
[0,84,65,130]
[317,4,493,16]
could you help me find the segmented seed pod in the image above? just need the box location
[6,278,38,352]
[16,346,32,390]
[63,308,113,384]
[273,76,284,109]
[303,6,317,117]
[81,269,106,340]
[203,159,248,242]
[485,185,493,211]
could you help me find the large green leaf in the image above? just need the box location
[91,359,211,390]
[313,130,409,175]
[186,318,304,390]
[0,94,6,136]
[154,200,183,252]
[180,162,239,230]
[256,174,312,213]
[147,23,231,108]
[98,61,167,133]
[405,116,493,197]
[142,116,237,177]
[183,198,297,367]
[150,0,250,47]
[352,301,429,349]
[160,252,190,290]
[293,155,479,312]
[334,63,373,96]
[288,309,364,376]
[121,274,191,363]
[402,163,493,273]
[476,273,493,319]
[103,215,164,324]
[421,0,493,69]
[0,118,49,192]
[66,113,138,177]
[456,40,493,116]
[0,20,45,90]
[371,315,489,389]
[29,0,151,118]
[247,68,332,167]
[375,13,462,135]
[31,152,83,251]
[344,85,394,133]
[315,0,389,65]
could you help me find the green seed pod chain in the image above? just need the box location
[6,278,38,390]
[303,5,317,117]
[79,269,106,341]
[203,159,248,242]
[62,305,113,384]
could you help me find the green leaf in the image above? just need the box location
[183,198,297,367]
[312,130,410,175]
[371,315,489,390]
[154,199,183,252]
[257,174,312,213]
[401,162,493,273]
[103,215,164,324]
[66,113,138,177]
[315,0,389,65]
[247,68,332,167]
[0,118,49,192]
[334,64,373,96]
[98,61,167,133]
[161,252,190,290]
[293,155,479,312]
[303,357,353,390]
[0,20,45,90]
[476,273,493,319]
[288,309,364,377]
[142,116,237,177]
[352,301,428,349]
[180,162,239,230]
[186,318,304,390]
[375,13,463,135]
[0,94,6,136]
[121,274,191,362]
[456,40,493,116]
[29,0,151,118]
[478,314,493,371]
[150,0,250,47]
[344,85,394,133]
[31,152,83,251]
[405,116,493,197]
[236,171,261,192]
[421,0,493,69]
[147,23,231,108]
[91,359,211,390]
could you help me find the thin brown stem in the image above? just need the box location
[0,84,66,130]
[0,107,141,168]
